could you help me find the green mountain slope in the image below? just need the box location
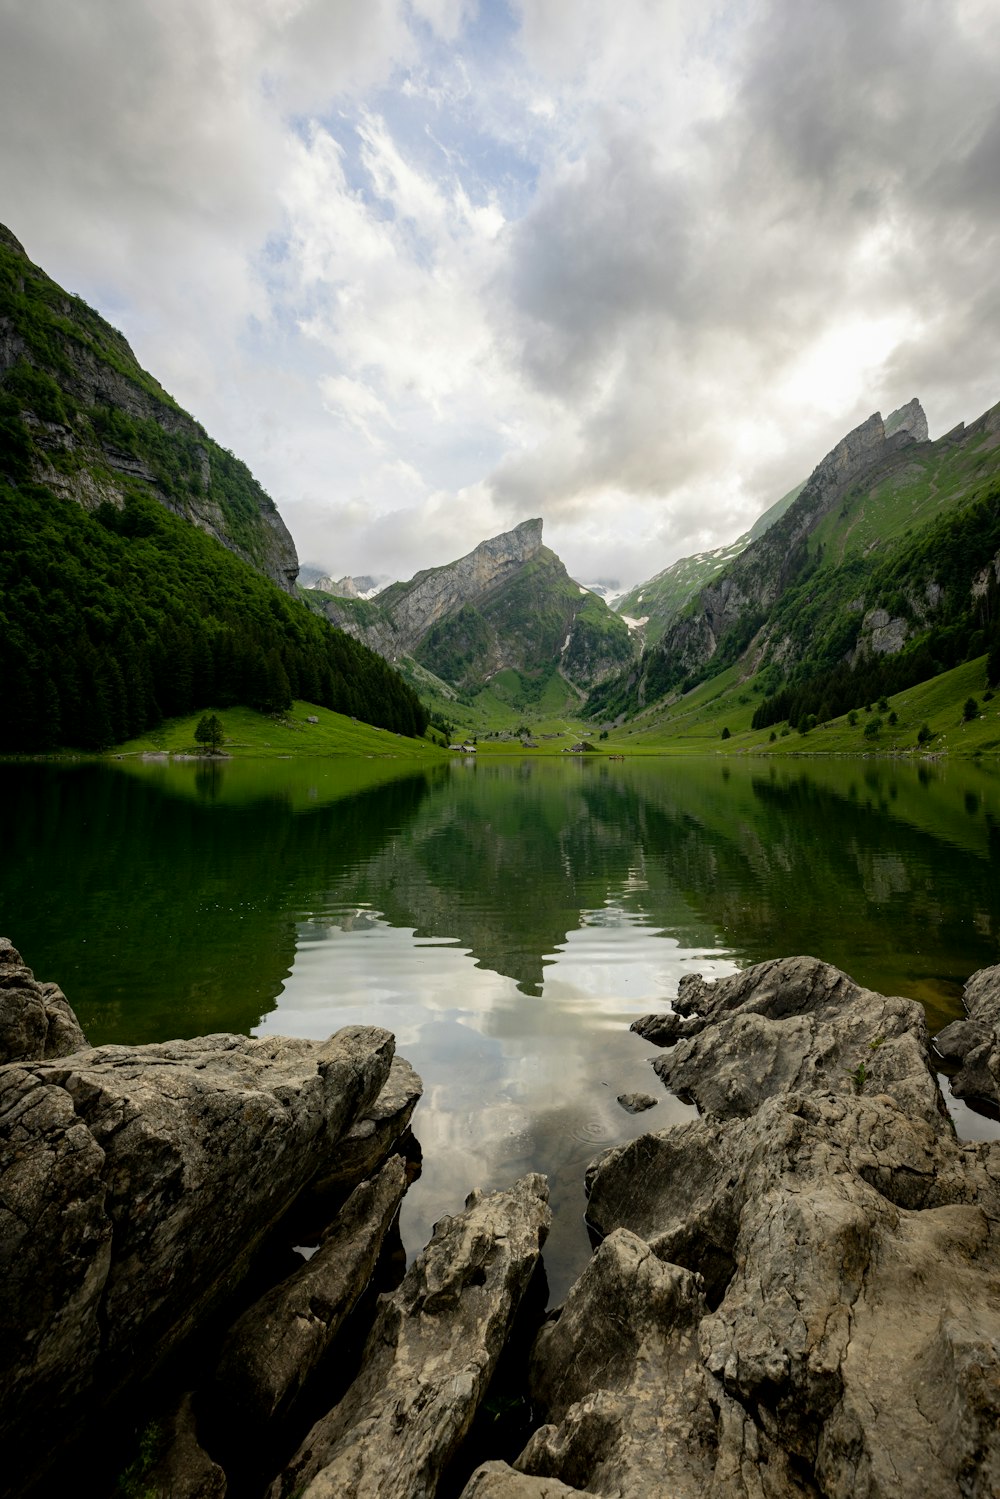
[305,518,636,712]
[0,228,429,752]
[616,482,804,645]
[414,545,634,693]
[0,224,297,591]
[589,398,1000,725]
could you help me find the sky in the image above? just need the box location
[1,0,999,591]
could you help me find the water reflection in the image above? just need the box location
[2,754,999,1296]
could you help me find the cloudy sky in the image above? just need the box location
[2,0,999,590]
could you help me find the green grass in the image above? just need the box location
[594,654,1000,757]
[113,702,446,759]
[811,425,999,572]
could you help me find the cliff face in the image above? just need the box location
[637,401,930,692]
[307,518,635,695]
[0,225,298,593]
[379,518,545,652]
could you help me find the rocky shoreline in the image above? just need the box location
[2,937,999,1497]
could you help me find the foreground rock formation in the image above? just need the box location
[491,956,1000,1499]
[272,1174,551,1499]
[4,941,1000,1499]
[0,940,423,1495]
[934,962,1000,1111]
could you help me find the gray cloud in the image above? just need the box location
[2,0,999,593]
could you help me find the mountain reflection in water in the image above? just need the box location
[2,754,998,1296]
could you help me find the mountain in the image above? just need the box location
[589,396,1000,724]
[614,400,929,650]
[305,518,636,706]
[616,481,818,645]
[302,571,388,599]
[0,224,298,592]
[0,226,429,750]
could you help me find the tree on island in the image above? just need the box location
[194,713,225,752]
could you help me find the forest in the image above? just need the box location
[0,480,429,752]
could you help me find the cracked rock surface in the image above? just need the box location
[0,937,87,1063]
[213,1154,409,1430]
[271,1173,552,1499]
[520,957,1000,1498]
[304,1054,422,1203]
[635,954,943,1127]
[0,1017,394,1492]
[935,962,1000,1110]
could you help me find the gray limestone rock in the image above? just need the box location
[306,1055,422,1202]
[271,1173,552,1499]
[0,937,87,1062]
[630,1009,702,1046]
[461,1461,597,1497]
[644,955,943,1127]
[934,1018,990,1064]
[213,1155,409,1429]
[584,1091,1000,1498]
[944,964,1000,1110]
[0,1025,394,1493]
[615,1091,658,1114]
[517,1229,717,1498]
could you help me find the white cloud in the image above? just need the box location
[2,0,1000,589]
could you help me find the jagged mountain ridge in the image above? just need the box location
[305,518,636,700]
[588,394,1000,723]
[603,400,933,705]
[615,481,805,646]
[613,399,930,650]
[0,223,298,593]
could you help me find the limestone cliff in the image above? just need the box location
[622,400,930,703]
[0,225,298,593]
[379,518,546,652]
[305,518,635,696]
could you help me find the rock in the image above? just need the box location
[461,1461,594,1497]
[272,1173,551,1499]
[630,1009,701,1046]
[0,1025,395,1494]
[615,1092,658,1114]
[934,1018,990,1064]
[213,1155,409,1430]
[516,1229,717,1498]
[944,964,1000,1110]
[584,1091,1000,1497]
[0,937,87,1062]
[644,955,943,1127]
[388,520,544,652]
[305,1055,422,1203]
[139,1393,227,1499]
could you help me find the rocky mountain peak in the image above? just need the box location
[381,518,545,648]
[884,396,928,443]
[0,224,27,258]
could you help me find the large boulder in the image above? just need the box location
[935,963,1000,1110]
[0,1024,395,1492]
[213,1154,409,1431]
[517,1229,718,1498]
[272,1173,552,1499]
[635,955,943,1127]
[303,1054,423,1206]
[578,1091,1000,1498]
[0,937,86,1062]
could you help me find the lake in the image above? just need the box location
[3,753,1000,1299]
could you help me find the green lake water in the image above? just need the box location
[4,753,1000,1298]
